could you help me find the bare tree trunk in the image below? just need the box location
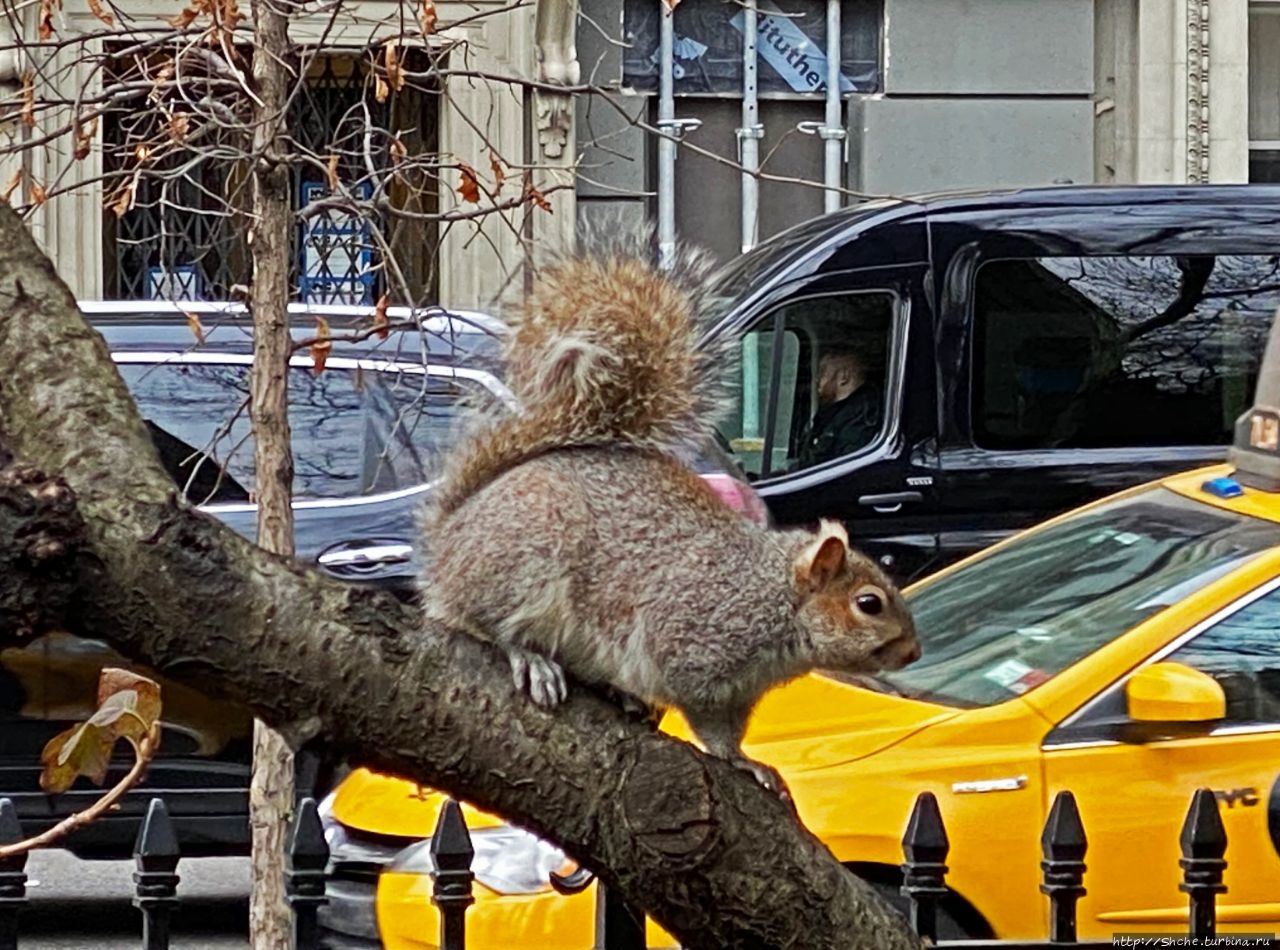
[247,2,297,946]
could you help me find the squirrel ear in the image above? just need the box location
[795,521,848,593]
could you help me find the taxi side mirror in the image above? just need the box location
[1124,661,1225,734]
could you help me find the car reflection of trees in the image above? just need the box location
[994,254,1277,448]
[132,361,471,505]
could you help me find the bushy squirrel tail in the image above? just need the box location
[431,227,731,519]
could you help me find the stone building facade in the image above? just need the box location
[576,0,1270,265]
[0,1,1274,307]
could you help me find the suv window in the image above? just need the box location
[973,255,1278,450]
[118,359,492,502]
[720,292,893,479]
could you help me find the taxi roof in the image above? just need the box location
[1161,465,1280,524]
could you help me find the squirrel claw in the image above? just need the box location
[735,758,792,802]
[509,647,568,707]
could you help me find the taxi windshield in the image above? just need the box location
[882,487,1280,707]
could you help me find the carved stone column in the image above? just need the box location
[531,0,579,254]
[1185,0,1209,182]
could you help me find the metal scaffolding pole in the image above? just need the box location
[738,0,762,253]
[822,0,845,213]
[657,1,677,269]
[655,0,699,270]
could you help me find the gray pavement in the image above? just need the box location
[21,850,250,949]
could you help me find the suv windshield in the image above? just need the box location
[882,487,1280,707]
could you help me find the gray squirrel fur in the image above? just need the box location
[420,229,921,794]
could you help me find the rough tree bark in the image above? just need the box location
[247,0,299,945]
[0,206,922,950]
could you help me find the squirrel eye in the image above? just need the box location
[855,593,884,616]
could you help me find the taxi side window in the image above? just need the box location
[972,254,1278,451]
[720,292,894,480]
[1164,587,1280,726]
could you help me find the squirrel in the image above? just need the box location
[420,230,921,795]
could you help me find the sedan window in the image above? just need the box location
[882,488,1280,707]
[118,359,492,503]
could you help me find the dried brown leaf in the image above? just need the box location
[167,112,188,144]
[185,311,206,345]
[73,116,98,160]
[147,60,176,105]
[40,669,161,794]
[1,170,22,205]
[325,153,339,191]
[167,6,198,28]
[419,0,437,34]
[28,180,47,206]
[389,135,407,167]
[524,182,553,213]
[372,293,389,340]
[107,178,135,217]
[311,316,332,375]
[19,73,34,129]
[490,152,505,194]
[384,41,406,96]
[458,163,481,203]
[38,0,60,39]
[86,0,114,27]
[218,0,243,34]
[374,74,389,104]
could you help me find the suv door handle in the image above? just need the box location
[857,491,923,514]
[318,542,414,574]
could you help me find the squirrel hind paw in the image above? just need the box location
[733,757,793,803]
[508,647,568,708]
[598,684,660,723]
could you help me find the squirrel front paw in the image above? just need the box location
[507,647,568,708]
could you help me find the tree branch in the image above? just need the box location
[0,204,920,950]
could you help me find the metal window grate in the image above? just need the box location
[102,50,435,304]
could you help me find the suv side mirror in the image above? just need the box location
[1123,662,1225,737]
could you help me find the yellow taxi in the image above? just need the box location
[318,406,1280,947]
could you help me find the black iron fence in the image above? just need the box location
[0,795,331,950]
[0,786,1274,949]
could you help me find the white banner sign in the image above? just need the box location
[729,2,855,94]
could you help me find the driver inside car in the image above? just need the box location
[794,348,883,469]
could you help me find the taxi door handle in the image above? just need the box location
[858,491,923,514]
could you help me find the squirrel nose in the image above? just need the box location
[904,642,922,664]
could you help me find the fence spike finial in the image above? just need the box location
[1180,788,1227,940]
[133,798,180,950]
[287,797,329,950]
[430,799,475,950]
[901,791,949,943]
[1041,790,1087,942]
[0,799,27,950]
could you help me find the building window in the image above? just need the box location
[577,0,882,261]
[1249,2,1280,181]
[102,50,439,304]
[621,0,881,96]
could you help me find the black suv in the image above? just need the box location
[702,183,1280,581]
